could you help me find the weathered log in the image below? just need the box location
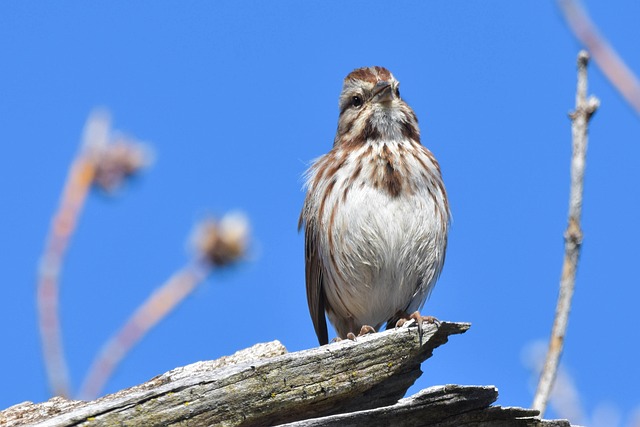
[0,321,572,426]
[279,385,571,427]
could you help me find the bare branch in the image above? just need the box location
[37,111,150,398]
[532,50,599,415]
[78,213,250,400]
[36,112,109,398]
[77,261,211,400]
[557,0,640,116]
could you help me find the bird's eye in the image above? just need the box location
[395,87,400,97]
[351,95,363,108]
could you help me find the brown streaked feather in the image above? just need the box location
[344,66,392,84]
[400,118,420,141]
[317,177,336,223]
[381,144,403,197]
[342,161,362,202]
[304,218,328,345]
[337,107,368,146]
[301,66,448,343]
[383,161,402,197]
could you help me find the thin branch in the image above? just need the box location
[36,113,109,398]
[78,213,250,400]
[78,261,211,400]
[36,154,94,397]
[557,0,640,116]
[37,111,150,398]
[532,50,599,416]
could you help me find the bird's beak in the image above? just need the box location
[372,81,393,103]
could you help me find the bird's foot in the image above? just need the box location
[358,324,376,336]
[343,325,376,341]
[395,311,440,344]
[396,311,440,328]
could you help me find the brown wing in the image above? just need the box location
[299,212,329,345]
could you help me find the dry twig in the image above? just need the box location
[557,0,640,116]
[37,111,149,398]
[78,213,249,400]
[77,261,211,400]
[532,51,599,415]
[36,113,108,398]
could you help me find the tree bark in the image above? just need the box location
[1,321,572,426]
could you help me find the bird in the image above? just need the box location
[299,66,450,345]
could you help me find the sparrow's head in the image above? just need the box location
[335,66,419,147]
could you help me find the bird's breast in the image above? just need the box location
[308,140,448,326]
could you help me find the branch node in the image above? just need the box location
[586,96,600,118]
[564,217,583,246]
[577,50,590,67]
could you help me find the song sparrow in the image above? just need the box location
[299,66,450,345]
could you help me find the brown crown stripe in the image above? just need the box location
[374,66,393,81]
[345,68,375,83]
[345,66,393,84]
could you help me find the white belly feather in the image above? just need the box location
[311,140,448,331]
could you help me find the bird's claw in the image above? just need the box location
[395,311,440,328]
[395,311,440,344]
[358,325,376,336]
[341,325,376,342]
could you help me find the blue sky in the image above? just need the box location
[1,2,639,425]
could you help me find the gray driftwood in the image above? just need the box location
[0,321,572,426]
